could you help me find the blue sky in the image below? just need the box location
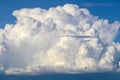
[0,0,120,42]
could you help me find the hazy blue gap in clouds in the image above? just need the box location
[115,28,120,43]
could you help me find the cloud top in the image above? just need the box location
[0,4,120,75]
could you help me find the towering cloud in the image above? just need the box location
[0,4,120,75]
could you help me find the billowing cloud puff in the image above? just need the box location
[0,4,120,75]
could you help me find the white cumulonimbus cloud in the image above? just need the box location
[0,4,120,75]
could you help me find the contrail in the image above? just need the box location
[58,35,94,38]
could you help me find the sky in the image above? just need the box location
[0,0,120,79]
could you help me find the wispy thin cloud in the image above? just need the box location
[80,3,114,7]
